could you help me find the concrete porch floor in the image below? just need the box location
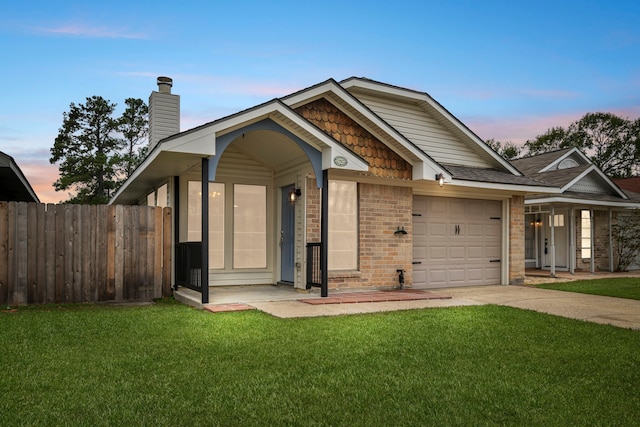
[174,284,323,310]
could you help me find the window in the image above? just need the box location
[187,181,225,269]
[146,183,168,207]
[328,180,358,270]
[233,184,267,269]
[581,210,592,259]
[525,214,536,260]
[549,214,564,227]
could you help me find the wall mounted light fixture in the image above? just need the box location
[289,188,302,204]
[394,226,408,235]
[435,173,445,187]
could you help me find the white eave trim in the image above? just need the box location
[449,179,560,194]
[525,196,640,209]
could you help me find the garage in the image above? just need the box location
[412,196,502,288]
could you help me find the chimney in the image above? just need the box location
[148,76,180,150]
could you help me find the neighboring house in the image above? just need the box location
[511,148,640,275]
[0,151,39,202]
[111,77,554,303]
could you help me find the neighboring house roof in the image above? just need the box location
[614,177,640,193]
[443,165,553,188]
[0,151,40,203]
[512,148,639,208]
[613,178,640,203]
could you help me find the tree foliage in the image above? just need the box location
[117,98,149,179]
[50,96,149,204]
[485,139,522,160]
[611,210,640,272]
[523,113,640,177]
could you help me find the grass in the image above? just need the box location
[1,302,639,426]
[536,277,640,300]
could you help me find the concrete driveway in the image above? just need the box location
[249,285,640,330]
[441,285,640,330]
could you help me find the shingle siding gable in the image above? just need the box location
[295,98,412,179]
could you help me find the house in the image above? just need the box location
[110,77,555,303]
[0,151,39,202]
[511,148,640,275]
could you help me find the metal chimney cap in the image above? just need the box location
[157,76,173,93]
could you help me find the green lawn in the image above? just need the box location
[1,302,639,426]
[536,277,640,300]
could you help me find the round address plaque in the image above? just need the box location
[333,156,348,167]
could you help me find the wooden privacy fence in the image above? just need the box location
[0,202,172,306]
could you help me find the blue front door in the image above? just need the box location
[280,185,296,283]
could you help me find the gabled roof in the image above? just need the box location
[280,78,449,182]
[0,151,40,203]
[509,148,590,175]
[512,148,634,206]
[112,76,561,204]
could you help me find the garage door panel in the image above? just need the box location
[429,247,447,260]
[429,222,447,236]
[449,269,466,282]
[413,246,427,259]
[449,246,466,259]
[484,245,501,258]
[429,270,447,284]
[467,224,485,237]
[486,224,501,237]
[413,196,502,289]
[467,246,485,259]
[486,267,501,281]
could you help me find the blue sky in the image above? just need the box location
[2,0,639,202]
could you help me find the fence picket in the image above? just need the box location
[0,202,171,305]
[0,202,8,306]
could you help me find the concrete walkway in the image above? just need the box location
[176,273,640,330]
[248,285,640,330]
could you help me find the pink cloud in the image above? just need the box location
[19,162,70,204]
[466,107,640,147]
[466,112,588,146]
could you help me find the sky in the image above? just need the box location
[2,1,639,203]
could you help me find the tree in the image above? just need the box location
[50,96,149,204]
[611,210,640,272]
[522,126,568,155]
[485,139,522,160]
[118,98,149,179]
[523,113,640,177]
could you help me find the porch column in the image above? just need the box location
[590,208,595,273]
[609,209,614,272]
[201,158,209,304]
[569,207,575,274]
[320,169,329,297]
[550,206,556,277]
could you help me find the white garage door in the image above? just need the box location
[413,196,502,288]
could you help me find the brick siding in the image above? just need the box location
[509,195,525,284]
